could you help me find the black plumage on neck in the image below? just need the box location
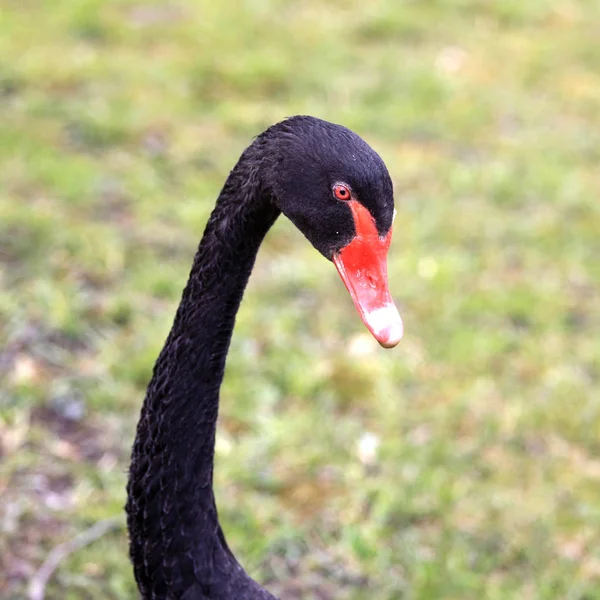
[126,140,280,599]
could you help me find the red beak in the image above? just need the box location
[333,201,403,348]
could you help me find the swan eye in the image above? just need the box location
[333,184,351,201]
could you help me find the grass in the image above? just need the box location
[1,0,599,598]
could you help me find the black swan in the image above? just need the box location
[126,116,403,599]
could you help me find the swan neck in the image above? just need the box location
[127,145,280,597]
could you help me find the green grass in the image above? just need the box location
[1,1,599,598]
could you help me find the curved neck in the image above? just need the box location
[127,145,280,599]
[162,155,279,481]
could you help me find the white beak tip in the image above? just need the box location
[364,305,404,349]
[376,320,404,348]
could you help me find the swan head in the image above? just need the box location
[261,116,403,348]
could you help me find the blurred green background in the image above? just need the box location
[1,1,599,598]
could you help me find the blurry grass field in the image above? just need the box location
[1,0,600,598]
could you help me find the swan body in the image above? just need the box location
[126,116,401,599]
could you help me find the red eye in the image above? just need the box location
[333,184,351,201]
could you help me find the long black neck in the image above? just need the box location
[127,144,280,599]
